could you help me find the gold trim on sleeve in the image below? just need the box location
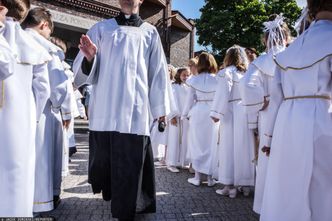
[62,112,72,116]
[34,199,54,205]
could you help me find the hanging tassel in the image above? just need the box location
[0,81,4,109]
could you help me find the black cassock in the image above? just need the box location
[83,13,156,220]
[88,131,156,219]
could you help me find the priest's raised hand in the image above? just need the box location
[79,34,97,62]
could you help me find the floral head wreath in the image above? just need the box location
[263,14,286,54]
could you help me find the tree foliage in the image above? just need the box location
[195,0,301,58]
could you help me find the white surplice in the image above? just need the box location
[239,47,284,214]
[73,19,173,136]
[210,66,255,186]
[25,28,69,212]
[166,83,190,167]
[0,19,51,217]
[182,73,219,175]
[260,20,332,221]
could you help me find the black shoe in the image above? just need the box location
[53,195,61,209]
[69,146,77,157]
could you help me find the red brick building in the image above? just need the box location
[31,0,195,67]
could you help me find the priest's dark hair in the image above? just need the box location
[173,67,189,85]
[307,0,332,18]
[223,45,248,73]
[197,52,218,74]
[0,0,30,22]
[21,7,53,32]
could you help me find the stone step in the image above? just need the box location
[74,119,89,134]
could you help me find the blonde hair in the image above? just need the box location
[188,57,198,67]
[168,64,176,81]
[223,45,248,72]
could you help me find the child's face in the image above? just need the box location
[180,70,190,82]
[119,0,143,14]
[0,6,8,24]
[189,65,197,75]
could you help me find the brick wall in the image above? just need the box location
[170,27,191,67]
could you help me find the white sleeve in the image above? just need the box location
[210,70,232,121]
[32,63,51,122]
[73,24,99,87]
[239,64,265,129]
[261,67,284,147]
[148,31,172,120]
[0,43,14,81]
[60,80,73,120]
[182,86,195,118]
[167,85,180,120]
[48,54,68,113]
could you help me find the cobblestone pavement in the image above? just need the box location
[47,131,259,221]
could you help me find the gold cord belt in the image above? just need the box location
[284,95,331,101]
[196,99,213,102]
[229,98,241,103]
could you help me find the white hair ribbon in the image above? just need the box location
[263,14,286,54]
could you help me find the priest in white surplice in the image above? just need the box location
[22,7,72,213]
[0,0,51,217]
[73,0,172,220]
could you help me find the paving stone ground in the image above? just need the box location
[47,131,259,221]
